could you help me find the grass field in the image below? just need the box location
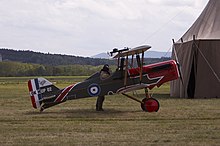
[0,76,219,146]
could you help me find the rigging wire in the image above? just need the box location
[162,46,172,58]
[140,8,186,46]
[193,42,220,83]
[134,8,186,59]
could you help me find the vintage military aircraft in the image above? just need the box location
[28,45,180,112]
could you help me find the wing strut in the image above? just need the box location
[140,50,144,83]
[124,54,129,86]
[122,93,143,104]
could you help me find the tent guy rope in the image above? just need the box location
[193,42,220,83]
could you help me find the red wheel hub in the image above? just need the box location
[141,98,159,112]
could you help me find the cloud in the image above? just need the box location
[0,0,209,56]
[147,0,207,8]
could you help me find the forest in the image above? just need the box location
[0,61,107,76]
[0,49,114,66]
[0,48,170,76]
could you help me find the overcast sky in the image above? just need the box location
[0,0,209,57]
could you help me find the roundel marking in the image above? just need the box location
[88,84,101,96]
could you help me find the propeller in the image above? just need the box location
[172,39,184,85]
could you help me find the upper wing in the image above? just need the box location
[113,45,151,58]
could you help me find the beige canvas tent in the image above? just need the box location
[170,0,220,98]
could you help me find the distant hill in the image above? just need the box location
[91,53,110,59]
[92,51,171,59]
[0,48,171,68]
[0,49,114,66]
[145,51,171,58]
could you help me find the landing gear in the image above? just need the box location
[141,87,160,112]
[141,98,160,112]
[122,91,160,112]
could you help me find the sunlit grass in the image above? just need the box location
[0,77,219,145]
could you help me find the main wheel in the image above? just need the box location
[141,98,160,112]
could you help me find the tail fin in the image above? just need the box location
[28,78,60,109]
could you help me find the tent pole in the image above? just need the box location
[193,35,196,41]
[172,38,185,97]
[172,39,180,64]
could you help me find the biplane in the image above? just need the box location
[28,45,180,112]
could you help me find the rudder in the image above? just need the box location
[28,78,59,109]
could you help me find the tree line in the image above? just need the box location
[0,48,171,77]
[0,61,110,77]
[0,49,170,66]
[0,49,115,66]
[0,58,170,77]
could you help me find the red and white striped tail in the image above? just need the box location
[28,79,41,108]
[27,78,55,109]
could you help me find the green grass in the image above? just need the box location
[0,77,219,145]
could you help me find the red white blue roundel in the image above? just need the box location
[88,84,101,96]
